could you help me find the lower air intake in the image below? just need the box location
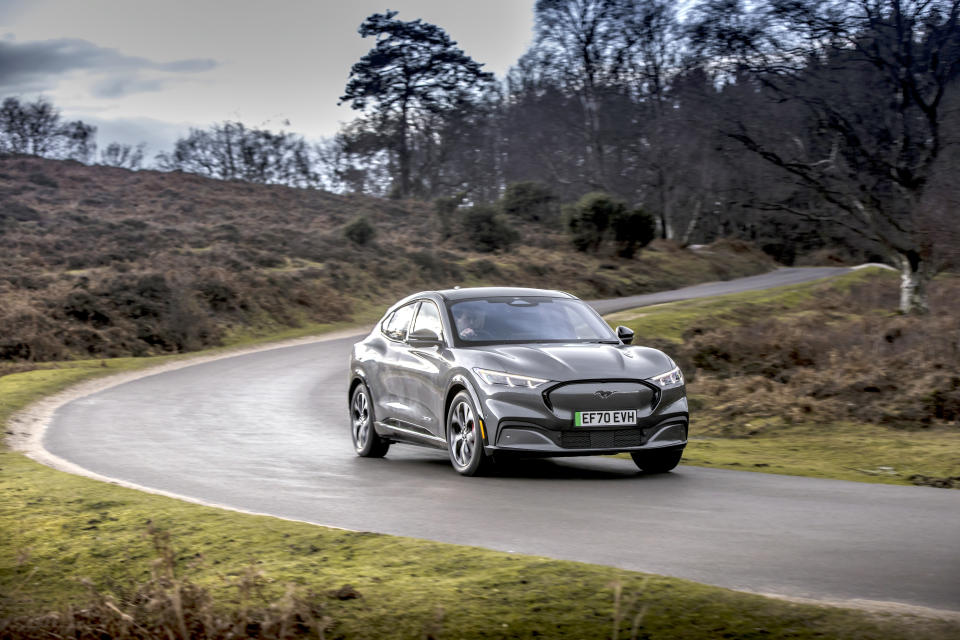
[560,429,644,449]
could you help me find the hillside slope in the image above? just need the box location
[0,156,773,361]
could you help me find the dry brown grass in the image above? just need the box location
[0,155,774,362]
[681,275,960,433]
[0,526,335,640]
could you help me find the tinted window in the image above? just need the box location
[411,300,444,340]
[450,297,617,343]
[382,302,416,341]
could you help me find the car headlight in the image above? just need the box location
[473,368,548,388]
[650,366,684,388]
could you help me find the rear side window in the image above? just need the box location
[381,302,416,341]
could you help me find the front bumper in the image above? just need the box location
[488,419,687,456]
[478,379,688,456]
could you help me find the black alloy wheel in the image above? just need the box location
[350,383,390,458]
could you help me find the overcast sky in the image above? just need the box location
[0,0,535,156]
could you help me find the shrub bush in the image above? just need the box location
[28,172,58,188]
[567,193,656,257]
[461,205,519,253]
[433,192,465,239]
[0,201,42,221]
[343,216,376,245]
[410,250,464,283]
[61,290,112,327]
[612,208,657,258]
[194,277,240,313]
[567,192,624,253]
[466,259,501,278]
[501,181,558,222]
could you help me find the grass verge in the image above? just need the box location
[3,322,959,638]
[603,267,886,344]
[3,449,959,639]
[681,424,960,485]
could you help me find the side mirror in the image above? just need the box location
[407,327,443,347]
[616,325,634,345]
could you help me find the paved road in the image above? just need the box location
[45,268,960,612]
[589,266,852,314]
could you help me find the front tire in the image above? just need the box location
[631,447,683,473]
[446,391,492,476]
[350,383,389,458]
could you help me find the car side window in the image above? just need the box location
[411,300,444,340]
[382,302,416,342]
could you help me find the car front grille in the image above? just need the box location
[560,429,644,449]
[544,380,659,418]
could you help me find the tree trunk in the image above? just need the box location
[656,167,674,240]
[580,91,605,189]
[895,250,931,315]
[680,199,703,247]
[397,110,410,198]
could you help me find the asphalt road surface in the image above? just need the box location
[45,268,960,612]
[589,265,853,314]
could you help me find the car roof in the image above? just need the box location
[434,286,577,301]
[383,287,578,315]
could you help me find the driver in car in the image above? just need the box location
[454,306,485,339]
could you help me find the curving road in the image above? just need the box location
[589,266,853,314]
[44,268,960,613]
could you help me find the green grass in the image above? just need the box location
[218,313,378,348]
[3,451,958,638]
[604,267,891,343]
[0,358,168,427]
[678,423,960,485]
[3,320,959,637]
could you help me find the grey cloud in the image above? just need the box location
[0,0,34,24]
[91,74,167,99]
[0,37,216,95]
[157,59,217,73]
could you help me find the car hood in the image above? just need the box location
[468,343,675,382]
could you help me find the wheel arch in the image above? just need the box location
[348,370,367,408]
[444,374,484,440]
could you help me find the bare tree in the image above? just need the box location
[533,0,623,189]
[0,96,96,161]
[500,55,591,198]
[157,122,318,187]
[99,142,146,169]
[691,0,960,313]
[324,122,395,196]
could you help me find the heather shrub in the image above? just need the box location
[410,250,463,283]
[612,208,657,258]
[567,192,622,253]
[344,215,376,245]
[461,205,519,253]
[677,276,960,430]
[501,181,558,222]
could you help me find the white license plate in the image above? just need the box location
[575,410,636,427]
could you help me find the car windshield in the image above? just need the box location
[449,296,618,344]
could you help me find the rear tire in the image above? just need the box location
[446,391,493,476]
[350,383,389,458]
[631,448,683,473]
